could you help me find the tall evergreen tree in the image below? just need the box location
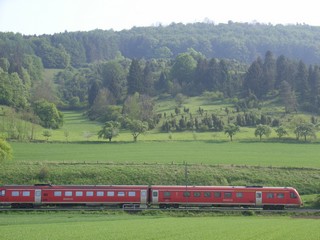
[275,55,294,88]
[295,60,310,103]
[156,71,170,94]
[308,65,320,112]
[244,57,263,98]
[142,61,154,96]
[194,58,208,94]
[262,51,276,94]
[219,59,231,97]
[127,59,143,95]
[88,79,102,106]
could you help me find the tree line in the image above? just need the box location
[2,22,320,69]
[1,47,320,131]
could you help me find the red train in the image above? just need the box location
[0,184,302,210]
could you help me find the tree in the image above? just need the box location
[31,79,59,104]
[100,61,126,100]
[122,93,155,124]
[156,71,171,94]
[279,81,297,113]
[224,124,240,141]
[294,122,316,141]
[42,130,52,141]
[126,119,148,142]
[262,51,276,93]
[32,99,63,129]
[244,57,263,98]
[98,121,121,142]
[171,53,197,93]
[0,138,13,162]
[175,93,186,107]
[127,59,143,95]
[295,60,309,103]
[275,126,288,139]
[87,88,116,120]
[254,124,271,141]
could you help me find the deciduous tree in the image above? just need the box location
[0,138,12,162]
[98,121,121,142]
[33,99,63,129]
[126,119,148,142]
[224,124,240,141]
[275,126,288,139]
[254,124,271,141]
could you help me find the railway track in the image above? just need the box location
[0,206,319,214]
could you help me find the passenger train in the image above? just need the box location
[0,184,303,210]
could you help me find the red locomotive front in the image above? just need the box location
[150,185,303,209]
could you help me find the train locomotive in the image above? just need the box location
[0,184,302,210]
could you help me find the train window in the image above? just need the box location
[107,191,115,197]
[54,191,62,197]
[290,192,297,199]
[23,191,30,197]
[152,191,158,197]
[236,192,243,198]
[267,193,274,199]
[183,191,191,197]
[76,191,83,197]
[118,192,125,197]
[0,190,5,196]
[128,191,136,197]
[97,191,104,197]
[12,191,19,197]
[277,193,285,199]
[193,192,201,197]
[164,192,171,197]
[204,192,211,197]
[86,191,94,197]
[214,192,221,198]
[224,192,232,198]
[65,191,73,197]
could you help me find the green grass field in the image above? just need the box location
[10,141,320,168]
[1,213,319,240]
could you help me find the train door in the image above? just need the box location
[152,190,159,204]
[256,191,262,206]
[35,189,42,204]
[140,190,147,206]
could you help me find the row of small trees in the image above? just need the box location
[225,122,318,142]
[96,120,318,143]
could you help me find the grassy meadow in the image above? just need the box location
[10,141,320,168]
[1,212,319,240]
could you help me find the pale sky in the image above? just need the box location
[0,0,319,35]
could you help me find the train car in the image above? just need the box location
[149,185,302,209]
[0,185,149,208]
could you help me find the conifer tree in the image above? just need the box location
[127,59,143,95]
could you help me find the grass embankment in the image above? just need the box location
[1,212,319,240]
[1,161,319,195]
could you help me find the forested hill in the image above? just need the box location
[2,22,320,68]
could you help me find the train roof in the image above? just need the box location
[0,185,297,191]
[150,185,296,190]
[0,185,149,189]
